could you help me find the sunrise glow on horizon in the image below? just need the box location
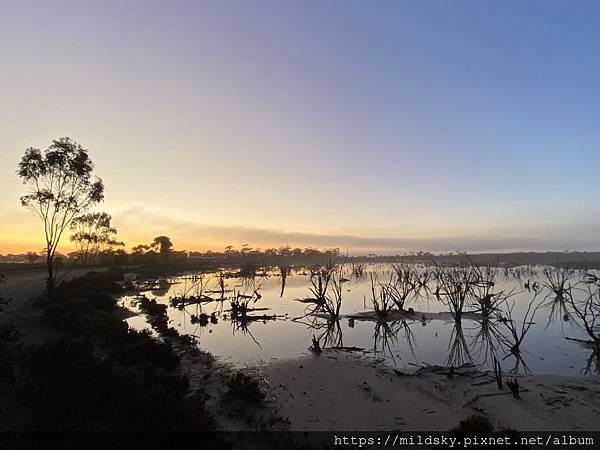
[2,1,600,255]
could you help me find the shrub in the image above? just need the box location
[109,329,180,371]
[226,372,265,404]
[10,338,210,430]
[44,298,127,337]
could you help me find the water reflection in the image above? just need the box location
[123,263,600,375]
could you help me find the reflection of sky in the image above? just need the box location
[124,264,595,376]
[2,1,600,253]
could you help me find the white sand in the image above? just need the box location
[260,350,600,431]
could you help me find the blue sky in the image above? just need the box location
[1,0,599,253]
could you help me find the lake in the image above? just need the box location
[122,263,599,376]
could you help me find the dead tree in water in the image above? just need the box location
[566,285,600,374]
[541,267,577,325]
[434,265,478,322]
[497,292,543,374]
[386,264,418,311]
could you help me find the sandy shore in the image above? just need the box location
[258,350,600,431]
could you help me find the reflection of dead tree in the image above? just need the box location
[446,321,472,368]
[373,321,399,363]
[296,314,344,351]
[566,286,600,375]
[398,320,417,360]
[497,292,544,374]
[373,320,416,364]
[365,274,416,363]
[313,318,344,349]
[278,265,290,297]
[230,316,262,348]
[469,316,504,365]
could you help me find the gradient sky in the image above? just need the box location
[1,0,599,254]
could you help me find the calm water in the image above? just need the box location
[122,264,598,376]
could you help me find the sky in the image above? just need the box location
[1,0,599,255]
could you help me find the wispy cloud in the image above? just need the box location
[112,206,600,254]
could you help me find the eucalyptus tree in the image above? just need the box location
[70,212,123,265]
[17,137,104,292]
[152,236,173,263]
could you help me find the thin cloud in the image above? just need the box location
[112,206,600,253]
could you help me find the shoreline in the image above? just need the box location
[252,350,600,431]
[121,270,600,433]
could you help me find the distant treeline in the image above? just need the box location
[2,247,600,271]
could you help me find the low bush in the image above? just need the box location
[11,338,209,430]
[1,270,218,431]
[44,298,127,337]
[226,372,265,404]
[109,329,180,371]
[450,415,528,449]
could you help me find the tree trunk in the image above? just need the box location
[46,250,54,293]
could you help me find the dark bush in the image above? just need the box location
[450,415,494,434]
[10,338,211,430]
[226,372,265,404]
[1,270,217,431]
[109,329,180,371]
[44,298,128,337]
[450,415,529,450]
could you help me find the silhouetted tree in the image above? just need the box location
[70,212,124,265]
[152,236,173,263]
[17,138,104,292]
[26,252,39,264]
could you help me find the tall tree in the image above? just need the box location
[151,236,173,263]
[70,212,123,265]
[17,138,104,292]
